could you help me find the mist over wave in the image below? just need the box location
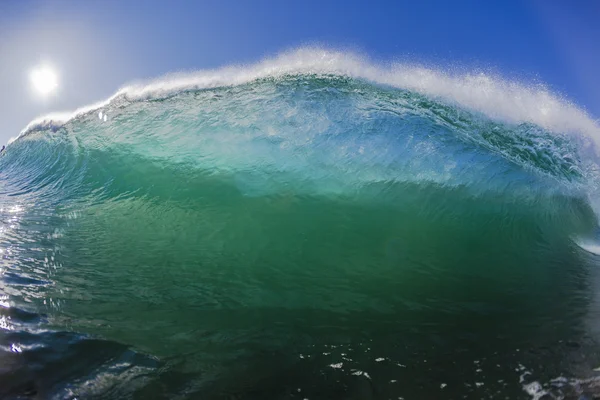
[18,47,600,138]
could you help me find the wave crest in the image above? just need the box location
[16,47,600,143]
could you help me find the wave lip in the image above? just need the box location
[15,47,600,145]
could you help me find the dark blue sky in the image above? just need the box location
[0,0,598,142]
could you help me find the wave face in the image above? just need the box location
[2,49,600,398]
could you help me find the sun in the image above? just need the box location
[30,65,59,96]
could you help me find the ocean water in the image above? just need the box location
[1,48,600,399]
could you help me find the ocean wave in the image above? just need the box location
[2,48,600,398]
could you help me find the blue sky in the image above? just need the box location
[0,0,598,143]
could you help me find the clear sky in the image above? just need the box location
[0,0,598,144]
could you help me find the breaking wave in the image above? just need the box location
[2,48,600,398]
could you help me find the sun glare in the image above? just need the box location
[30,65,58,96]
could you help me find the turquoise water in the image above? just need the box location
[1,50,600,399]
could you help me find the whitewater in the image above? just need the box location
[1,48,600,399]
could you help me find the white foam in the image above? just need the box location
[13,47,600,146]
[523,381,547,400]
[576,239,600,255]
